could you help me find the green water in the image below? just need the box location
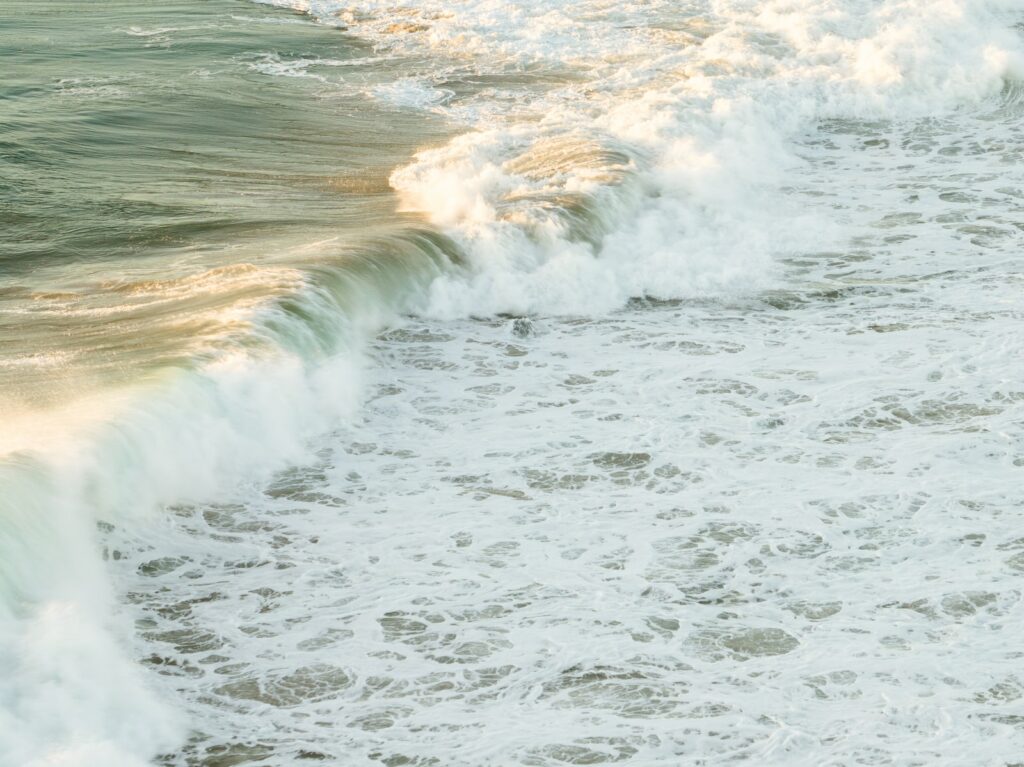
[0,0,447,412]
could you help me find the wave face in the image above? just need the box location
[2,0,1023,765]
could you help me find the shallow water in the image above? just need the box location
[3,0,1024,765]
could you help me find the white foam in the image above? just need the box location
[372,77,454,110]
[262,0,1024,316]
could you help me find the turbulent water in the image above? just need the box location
[2,0,1024,765]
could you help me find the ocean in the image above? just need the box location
[2,1,1024,764]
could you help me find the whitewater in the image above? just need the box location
[2,0,1024,764]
